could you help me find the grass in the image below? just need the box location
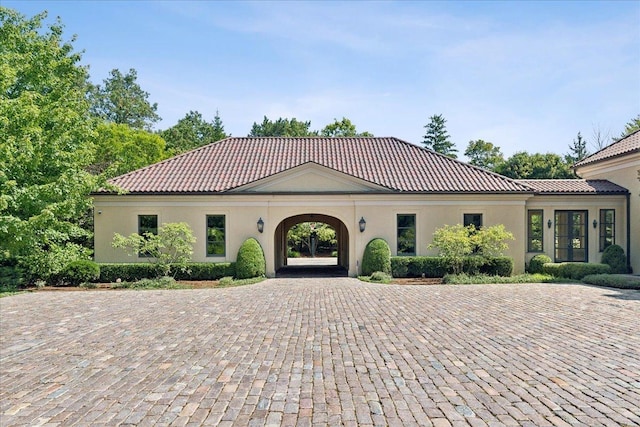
[442,273,579,284]
[216,276,266,287]
[582,274,640,290]
[359,271,393,284]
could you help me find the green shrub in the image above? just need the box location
[99,263,161,282]
[480,257,513,277]
[601,244,627,274]
[235,238,266,279]
[390,256,512,278]
[528,254,552,274]
[114,276,185,289]
[287,249,301,258]
[173,263,235,280]
[99,262,235,282]
[582,274,640,290]
[219,276,234,286]
[362,238,391,276]
[542,262,610,280]
[0,261,25,289]
[370,271,392,283]
[60,260,100,286]
[443,273,554,284]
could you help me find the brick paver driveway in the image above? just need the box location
[1,279,639,426]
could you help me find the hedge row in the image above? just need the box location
[542,262,610,280]
[390,256,513,278]
[98,262,235,282]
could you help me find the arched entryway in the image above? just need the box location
[274,214,349,277]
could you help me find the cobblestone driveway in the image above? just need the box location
[1,279,639,426]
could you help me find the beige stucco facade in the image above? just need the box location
[94,161,632,276]
[576,151,639,273]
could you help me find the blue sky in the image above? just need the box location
[5,1,640,158]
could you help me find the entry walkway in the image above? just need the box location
[1,280,639,426]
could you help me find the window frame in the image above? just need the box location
[463,213,483,229]
[599,209,615,252]
[137,214,158,258]
[527,210,544,252]
[206,215,226,257]
[396,214,416,256]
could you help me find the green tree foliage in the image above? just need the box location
[91,122,167,177]
[464,139,504,170]
[89,68,160,130]
[0,8,99,280]
[620,115,640,138]
[235,238,266,279]
[361,238,391,276]
[422,114,457,158]
[565,132,589,165]
[601,244,627,274]
[161,110,228,154]
[287,223,336,256]
[112,222,196,277]
[249,116,317,137]
[494,152,574,179]
[321,117,373,137]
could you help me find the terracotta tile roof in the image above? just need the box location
[574,129,640,167]
[517,179,628,194]
[106,137,533,194]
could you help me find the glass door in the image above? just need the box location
[555,211,587,262]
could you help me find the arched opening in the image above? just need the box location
[275,214,349,277]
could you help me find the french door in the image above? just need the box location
[554,211,587,262]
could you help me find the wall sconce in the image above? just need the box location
[257,217,264,233]
[593,219,598,229]
[547,219,552,229]
[359,217,366,233]
[97,210,102,215]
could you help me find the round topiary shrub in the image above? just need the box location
[601,244,627,274]
[362,238,391,276]
[236,238,266,279]
[61,260,100,286]
[528,254,551,274]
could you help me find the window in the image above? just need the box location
[527,210,544,252]
[138,215,158,258]
[206,215,225,256]
[397,214,416,256]
[463,213,483,229]
[554,210,587,262]
[599,209,615,252]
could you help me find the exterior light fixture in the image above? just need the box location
[359,217,366,233]
[257,217,264,233]
[547,219,552,229]
[593,219,598,229]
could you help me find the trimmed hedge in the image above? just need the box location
[235,238,266,279]
[582,274,640,290]
[362,238,392,276]
[390,256,513,278]
[99,262,235,282]
[542,262,610,280]
[60,260,100,286]
[528,254,551,274]
[601,244,627,274]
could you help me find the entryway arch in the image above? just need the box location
[274,213,349,277]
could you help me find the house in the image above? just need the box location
[93,136,633,276]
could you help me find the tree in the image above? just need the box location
[428,224,475,274]
[249,116,317,137]
[90,122,167,177]
[620,115,640,138]
[89,68,160,130]
[320,117,373,137]
[161,110,227,154]
[591,125,611,151]
[422,114,457,158]
[464,139,504,169]
[287,223,336,256]
[494,152,574,179]
[0,8,100,280]
[565,132,589,165]
[112,222,196,277]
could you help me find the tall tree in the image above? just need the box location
[0,8,99,279]
[494,152,574,179]
[89,68,160,130]
[464,139,504,170]
[565,132,589,165]
[321,117,373,137]
[620,114,640,138]
[248,116,317,137]
[422,114,457,158]
[161,110,228,154]
[591,125,611,151]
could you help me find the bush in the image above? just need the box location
[60,260,100,286]
[0,261,25,289]
[362,238,391,276]
[443,273,554,284]
[480,257,513,277]
[390,256,512,278]
[582,274,640,290]
[528,254,552,274]
[114,276,184,290]
[542,262,611,280]
[99,262,236,282]
[173,263,235,280]
[601,244,627,274]
[370,271,392,283]
[236,238,266,279]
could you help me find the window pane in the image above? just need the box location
[397,214,416,256]
[138,215,158,258]
[599,209,614,252]
[207,215,225,256]
[527,210,543,252]
[463,214,482,229]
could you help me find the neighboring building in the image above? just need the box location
[93,136,632,276]
[574,129,639,273]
